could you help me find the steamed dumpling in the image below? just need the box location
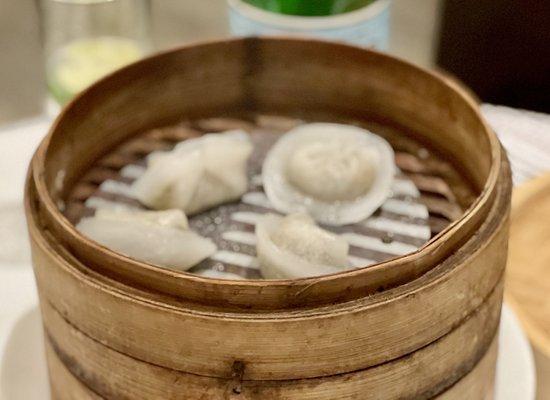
[77,209,216,270]
[287,139,376,201]
[196,269,244,280]
[262,123,395,226]
[132,130,253,215]
[256,213,350,279]
[90,208,191,228]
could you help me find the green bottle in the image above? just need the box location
[243,0,376,16]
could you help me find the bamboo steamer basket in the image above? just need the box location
[25,38,511,399]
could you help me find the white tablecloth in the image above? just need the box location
[482,104,550,184]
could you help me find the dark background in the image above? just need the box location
[438,0,550,113]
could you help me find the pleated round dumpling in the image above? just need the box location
[132,130,253,215]
[262,123,395,225]
[256,213,350,279]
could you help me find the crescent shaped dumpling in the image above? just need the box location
[77,209,216,270]
[262,123,395,225]
[256,213,350,279]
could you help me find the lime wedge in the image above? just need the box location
[47,36,144,104]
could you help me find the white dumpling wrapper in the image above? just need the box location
[196,269,244,280]
[132,130,253,215]
[76,209,216,270]
[92,208,190,228]
[256,213,350,279]
[262,123,395,225]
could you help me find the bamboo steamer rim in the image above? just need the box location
[31,37,503,309]
[45,335,500,400]
[41,282,502,397]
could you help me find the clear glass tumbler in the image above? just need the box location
[38,0,151,106]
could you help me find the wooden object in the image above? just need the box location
[45,333,500,400]
[46,337,500,400]
[506,173,550,358]
[39,279,502,399]
[25,38,512,398]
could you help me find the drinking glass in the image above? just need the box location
[38,0,151,106]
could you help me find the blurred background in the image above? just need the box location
[3,0,548,125]
[0,0,469,123]
[4,0,549,124]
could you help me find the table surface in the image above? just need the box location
[0,106,547,398]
